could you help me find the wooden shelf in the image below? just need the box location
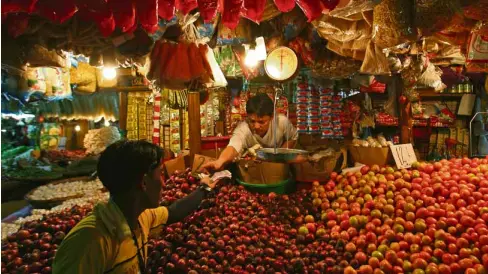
[418,90,466,99]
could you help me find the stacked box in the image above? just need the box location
[320,88,344,139]
[295,82,311,134]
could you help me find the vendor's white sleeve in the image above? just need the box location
[284,117,298,141]
[227,123,248,153]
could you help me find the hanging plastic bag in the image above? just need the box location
[416,63,445,91]
[159,0,176,20]
[466,22,488,73]
[360,40,391,75]
[136,0,158,33]
[2,0,37,14]
[44,67,72,100]
[197,0,219,22]
[108,0,136,32]
[203,45,228,88]
[273,0,295,12]
[37,0,77,23]
[175,0,198,15]
[463,0,488,21]
[25,45,69,68]
[6,12,29,38]
[241,0,267,24]
[77,0,115,37]
[281,7,308,41]
[372,0,415,49]
[222,0,243,29]
[296,0,324,22]
[328,0,377,19]
[217,19,252,45]
[19,67,47,100]
[70,62,97,93]
[262,0,282,21]
[415,0,461,36]
[322,0,340,10]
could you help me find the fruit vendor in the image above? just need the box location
[202,93,299,172]
[52,140,217,274]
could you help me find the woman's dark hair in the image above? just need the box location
[246,93,274,117]
[97,140,163,194]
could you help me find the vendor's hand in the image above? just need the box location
[200,177,217,189]
[201,160,223,173]
[288,154,309,164]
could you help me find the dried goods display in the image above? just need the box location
[126,92,152,142]
[26,179,104,201]
[83,126,121,155]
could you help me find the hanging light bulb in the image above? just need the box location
[102,67,117,80]
[104,120,110,127]
[75,125,81,132]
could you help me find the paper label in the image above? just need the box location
[192,154,217,172]
[390,144,417,169]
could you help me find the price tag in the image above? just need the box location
[192,154,217,172]
[390,144,417,169]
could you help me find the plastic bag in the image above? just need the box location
[313,14,371,44]
[273,0,295,12]
[360,40,391,75]
[262,0,282,21]
[70,62,97,93]
[158,0,176,20]
[415,0,461,36]
[203,45,228,88]
[217,19,252,45]
[136,0,158,33]
[19,67,47,99]
[466,22,488,73]
[197,0,219,22]
[416,63,445,91]
[281,7,308,41]
[241,0,266,24]
[296,0,324,22]
[6,13,29,38]
[44,67,72,99]
[77,0,115,37]
[322,0,340,10]
[463,0,488,21]
[109,0,136,32]
[329,0,376,19]
[175,0,198,15]
[214,46,242,77]
[37,0,77,23]
[25,45,69,68]
[222,0,243,29]
[373,0,415,49]
[2,0,37,14]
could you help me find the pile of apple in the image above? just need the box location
[1,205,93,273]
[303,157,488,273]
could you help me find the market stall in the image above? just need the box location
[1,0,488,273]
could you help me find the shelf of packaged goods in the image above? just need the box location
[418,90,466,99]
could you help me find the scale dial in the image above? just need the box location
[264,47,299,82]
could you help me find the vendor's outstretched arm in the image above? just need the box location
[202,146,238,172]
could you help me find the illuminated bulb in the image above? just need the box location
[104,120,110,127]
[267,65,281,79]
[244,49,259,68]
[102,67,117,80]
[75,125,81,132]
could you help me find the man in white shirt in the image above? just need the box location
[202,93,299,172]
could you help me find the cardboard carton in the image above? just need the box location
[293,148,347,183]
[348,146,393,166]
[236,160,290,185]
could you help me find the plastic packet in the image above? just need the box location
[415,0,461,36]
[241,0,266,24]
[296,0,323,22]
[273,0,295,12]
[108,0,136,32]
[221,0,243,29]
[158,0,176,20]
[466,22,488,73]
[416,63,445,91]
[372,0,415,49]
[175,0,198,15]
[329,0,377,19]
[360,41,391,75]
[197,0,219,22]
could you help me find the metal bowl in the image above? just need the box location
[256,148,309,163]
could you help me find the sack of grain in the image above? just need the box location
[372,0,416,49]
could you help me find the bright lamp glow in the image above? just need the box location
[104,120,110,127]
[245,49,259,68]
[102,67,117,80]
[75,125,81,132]
[255,37,267,61]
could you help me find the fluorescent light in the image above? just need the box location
[102,67,117,80]
[1,113,36,120]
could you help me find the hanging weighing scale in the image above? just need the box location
[256,47,309,163]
